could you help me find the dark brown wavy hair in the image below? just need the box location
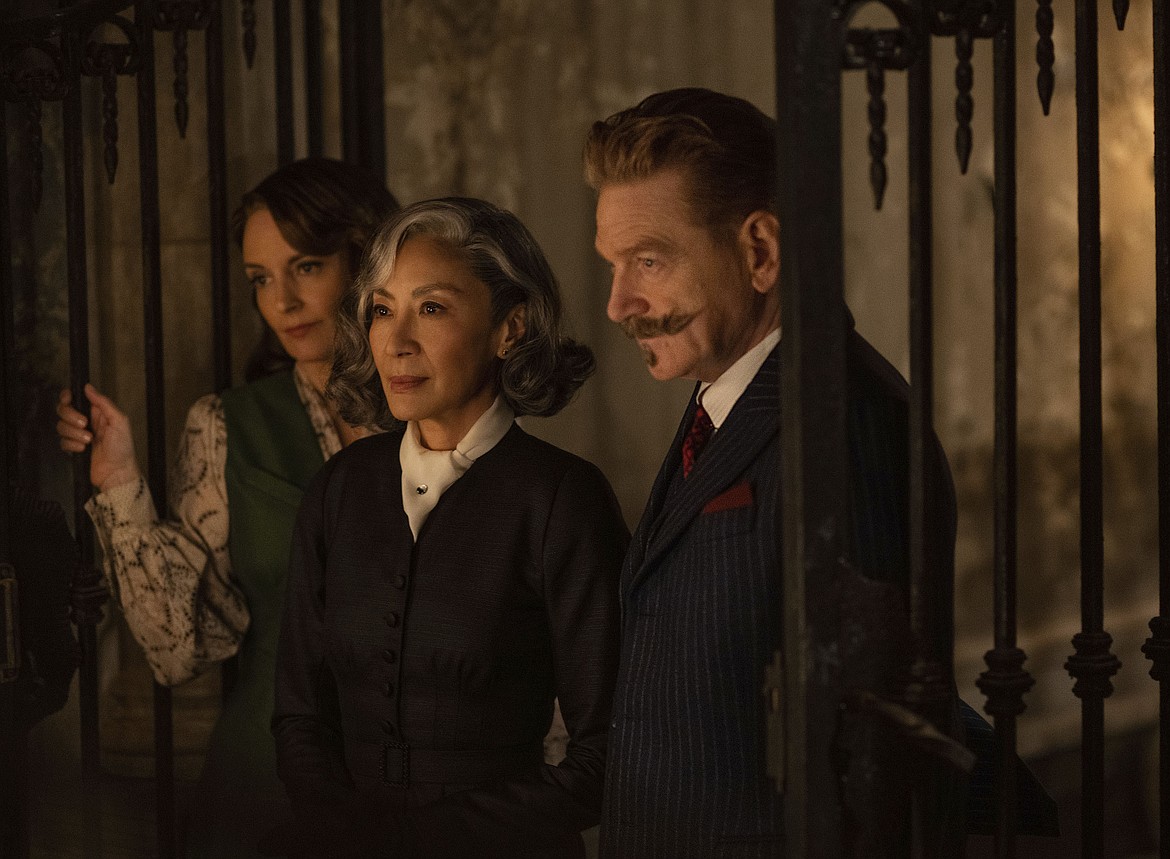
[229,157,400,381]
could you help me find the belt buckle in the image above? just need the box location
[381,741,410,786]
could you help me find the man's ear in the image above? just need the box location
[737,210,780,296]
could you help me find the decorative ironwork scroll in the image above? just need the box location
[154,0,210,138]
[80,15,141,183]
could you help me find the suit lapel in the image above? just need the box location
[628,350,780,595]
[621,383,699,589]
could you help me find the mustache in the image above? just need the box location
[619,311,697,340]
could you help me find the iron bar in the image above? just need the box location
[0,100,21,859]
[134,3,175,855]
[1142,0,1170,857]
[61,22,103,859]
[273,0,293,165]
[27,100,43,213]
[303,0,322,157]
[170,24,189,136]
[906,16,953,858]
[866,60,888,210]
[1065,0,1122,854]
[338,0,385,180]
[205,0,230,391]
[240,0,256,68]
[975,5,1036,859]
[774,0,849,855]
[1,103,15,524]
[337,0,357,166]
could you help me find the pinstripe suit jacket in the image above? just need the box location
[600,331,957,858]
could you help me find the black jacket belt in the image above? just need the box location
[344,738,543,787]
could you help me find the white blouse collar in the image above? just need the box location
[399,394,515,540]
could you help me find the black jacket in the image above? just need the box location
[274,424,628,858]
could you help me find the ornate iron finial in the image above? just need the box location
[1143,616,1170,681]
[840,0,921,211]
[1066,631,1122,699]
[0,39,67,103]
[155,2,211,139]
[1,39,68,212]
[1113,0,1128,30]
[80,16,141,184]
[866,60,888,210]
[930,1,1006,173]
[242,0,257,69]
[977,646,1034,718]
[1035,0,1055,115]
[954,27,974,174]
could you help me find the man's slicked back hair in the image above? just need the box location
[583,87,778,233]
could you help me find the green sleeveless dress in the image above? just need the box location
[187,371,324,858]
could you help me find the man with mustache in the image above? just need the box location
[585,88,964,857]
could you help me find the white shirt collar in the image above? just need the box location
[399,394,515,540]
[697,327,781,429]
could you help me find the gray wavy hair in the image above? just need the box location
[328,197,596,430]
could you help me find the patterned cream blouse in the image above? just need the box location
[87,369,342,687]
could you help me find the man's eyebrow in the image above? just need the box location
[603,238,676,258]
[631,238,674,255]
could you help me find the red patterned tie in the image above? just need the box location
[681,405,715,478]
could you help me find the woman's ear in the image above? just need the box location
[737,211,781,296]
[498,304,527,357]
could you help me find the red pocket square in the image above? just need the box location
[702,482,754,514]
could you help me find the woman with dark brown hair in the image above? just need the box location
[55,157,399,858]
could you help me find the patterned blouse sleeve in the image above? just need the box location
[86,393,249,686]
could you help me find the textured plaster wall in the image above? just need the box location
[842,1,1158,757]
[12,0,1162,793]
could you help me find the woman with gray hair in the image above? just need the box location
[272,197,627,856]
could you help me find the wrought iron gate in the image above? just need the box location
[0,0,1167,857]
[0,1,385,856]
